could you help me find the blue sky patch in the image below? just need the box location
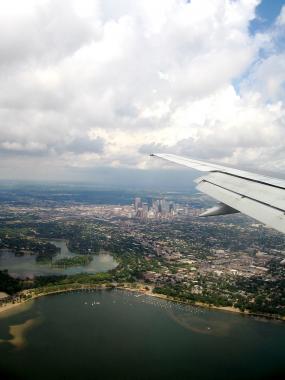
[250,0,285,34]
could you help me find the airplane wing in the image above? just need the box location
[151,153,285,234]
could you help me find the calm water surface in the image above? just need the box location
[0,240,117,278]
[0,290,284,380]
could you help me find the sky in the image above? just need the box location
[0,0,285,187]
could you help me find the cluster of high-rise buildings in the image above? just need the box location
[133,197,186,219]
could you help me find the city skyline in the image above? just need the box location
[133,196,199,219]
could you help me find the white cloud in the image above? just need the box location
[277,5,285,25]
[0,0,284,182]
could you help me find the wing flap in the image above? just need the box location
[151,153,285,233]
[196,172,285,212]
[197,180,285,234]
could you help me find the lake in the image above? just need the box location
[0,290,284,380]
[0,240,117,278]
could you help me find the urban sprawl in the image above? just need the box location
[0,191,284,318]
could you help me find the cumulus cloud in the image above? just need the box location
[0,0,284,182]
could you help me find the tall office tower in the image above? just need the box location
[159,199,164,213]
[134,197,142,211]
[160,199,170,214]
[152,199,159,212]
[142,203,149,218]
[165,200,170,213]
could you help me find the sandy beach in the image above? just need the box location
[0,283,284,322]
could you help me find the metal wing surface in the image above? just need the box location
[151,153,285,234]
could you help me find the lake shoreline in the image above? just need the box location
[0,238,118,278]
[0,283,284,322]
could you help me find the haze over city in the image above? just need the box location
[0,0,285,184]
